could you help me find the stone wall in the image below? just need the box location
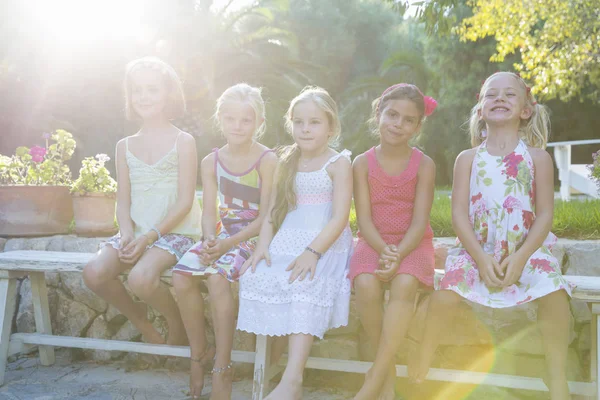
[3,235,600,394]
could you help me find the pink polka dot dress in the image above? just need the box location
[349,146,435,286]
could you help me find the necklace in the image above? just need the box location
[299,149,328,169]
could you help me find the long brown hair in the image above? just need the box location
[270,86,341,231]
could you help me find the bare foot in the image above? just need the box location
[408,345,433,384]
[378,367,396,400]
[264,377,303,400]
[209,364,233,400]
[189,346,215,399]
[190,359,207,399]
[354,369,384,400]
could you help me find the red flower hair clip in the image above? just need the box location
[378,83,438,117]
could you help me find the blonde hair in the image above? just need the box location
[215,83,267,140]
[469,72,550,148]
[367,84,426,138]
[270,86,341,231]
[124,57,186,121]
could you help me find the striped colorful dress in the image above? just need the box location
[173,148,272,282]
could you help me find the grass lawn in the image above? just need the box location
[199,190,600,240]
[348,191,600,240]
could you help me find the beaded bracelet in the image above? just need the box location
[150,226,162,241]
[305,246,322,260]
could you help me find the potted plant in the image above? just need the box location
[0,130,76,236]
[70,153,118,236]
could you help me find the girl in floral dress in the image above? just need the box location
[411,72,572,400]
[173,84,277,399]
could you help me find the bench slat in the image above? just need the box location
[10,333,256,363]
[0,251,172,277]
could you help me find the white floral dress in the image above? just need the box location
[237,151,353,339]
[438,140,572,307]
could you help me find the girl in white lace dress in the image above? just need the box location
[238,86,353,400]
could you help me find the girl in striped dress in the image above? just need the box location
[173,84,277,399]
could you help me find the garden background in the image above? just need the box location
[1,0,599,236]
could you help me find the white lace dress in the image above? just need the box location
[237,150,353,339]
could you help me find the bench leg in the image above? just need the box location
[596,313,600,400]
[30,272,55,366]
[252,335,273,400]
[0,276,18,386]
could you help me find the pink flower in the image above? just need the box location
[471,192,482,204]
[502,153,524,179]
[29,146,46,163]
[517,295,533,305]
[513,224,519,231]
[440,267,465,289]
[523,210,534,230]
[465,268,478,287]
[502,196,522,214]
[530,258,555,273]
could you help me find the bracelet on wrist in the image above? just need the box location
[305,246,322,260]
[150,226,162,241]
[141,233,153,247]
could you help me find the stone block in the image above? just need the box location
[60,272,107,313]
[47,235,68,251]
[562,239,600,276]
[16,278,59,333]
[53,291,97,337]
[63,236,105,253]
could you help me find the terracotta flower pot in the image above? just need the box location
[0,185,74,237]
[72,192,117,236]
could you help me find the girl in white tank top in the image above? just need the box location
[83,57,200,347]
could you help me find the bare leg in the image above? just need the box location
[206,274,235,400]
[538,290,571,400]
[409,289,462,383]
[173,273,214,399]
[352,274,385,398]
[271,336,288,366]
[265,333,314,400]
[83,246,163,344]
[127,247,187,345]
[354,274,419,400]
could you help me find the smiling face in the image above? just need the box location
[219,100,259,146]
[378,99,422,146]
[291,100,332,154]
[480,73,532,126]
[129,68,169,121]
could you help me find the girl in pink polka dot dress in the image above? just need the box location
[350,84,438,400]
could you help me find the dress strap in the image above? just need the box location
[212,147,220,171]
[322,149,352,170]
[365,147,377,173]
[125,137,130,152]
[254,149,275,170]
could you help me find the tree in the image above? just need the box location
[408,0,600,102]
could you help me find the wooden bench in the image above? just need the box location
[251,273,600,400]
[0,250,257,387]
[2,250,600,399]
